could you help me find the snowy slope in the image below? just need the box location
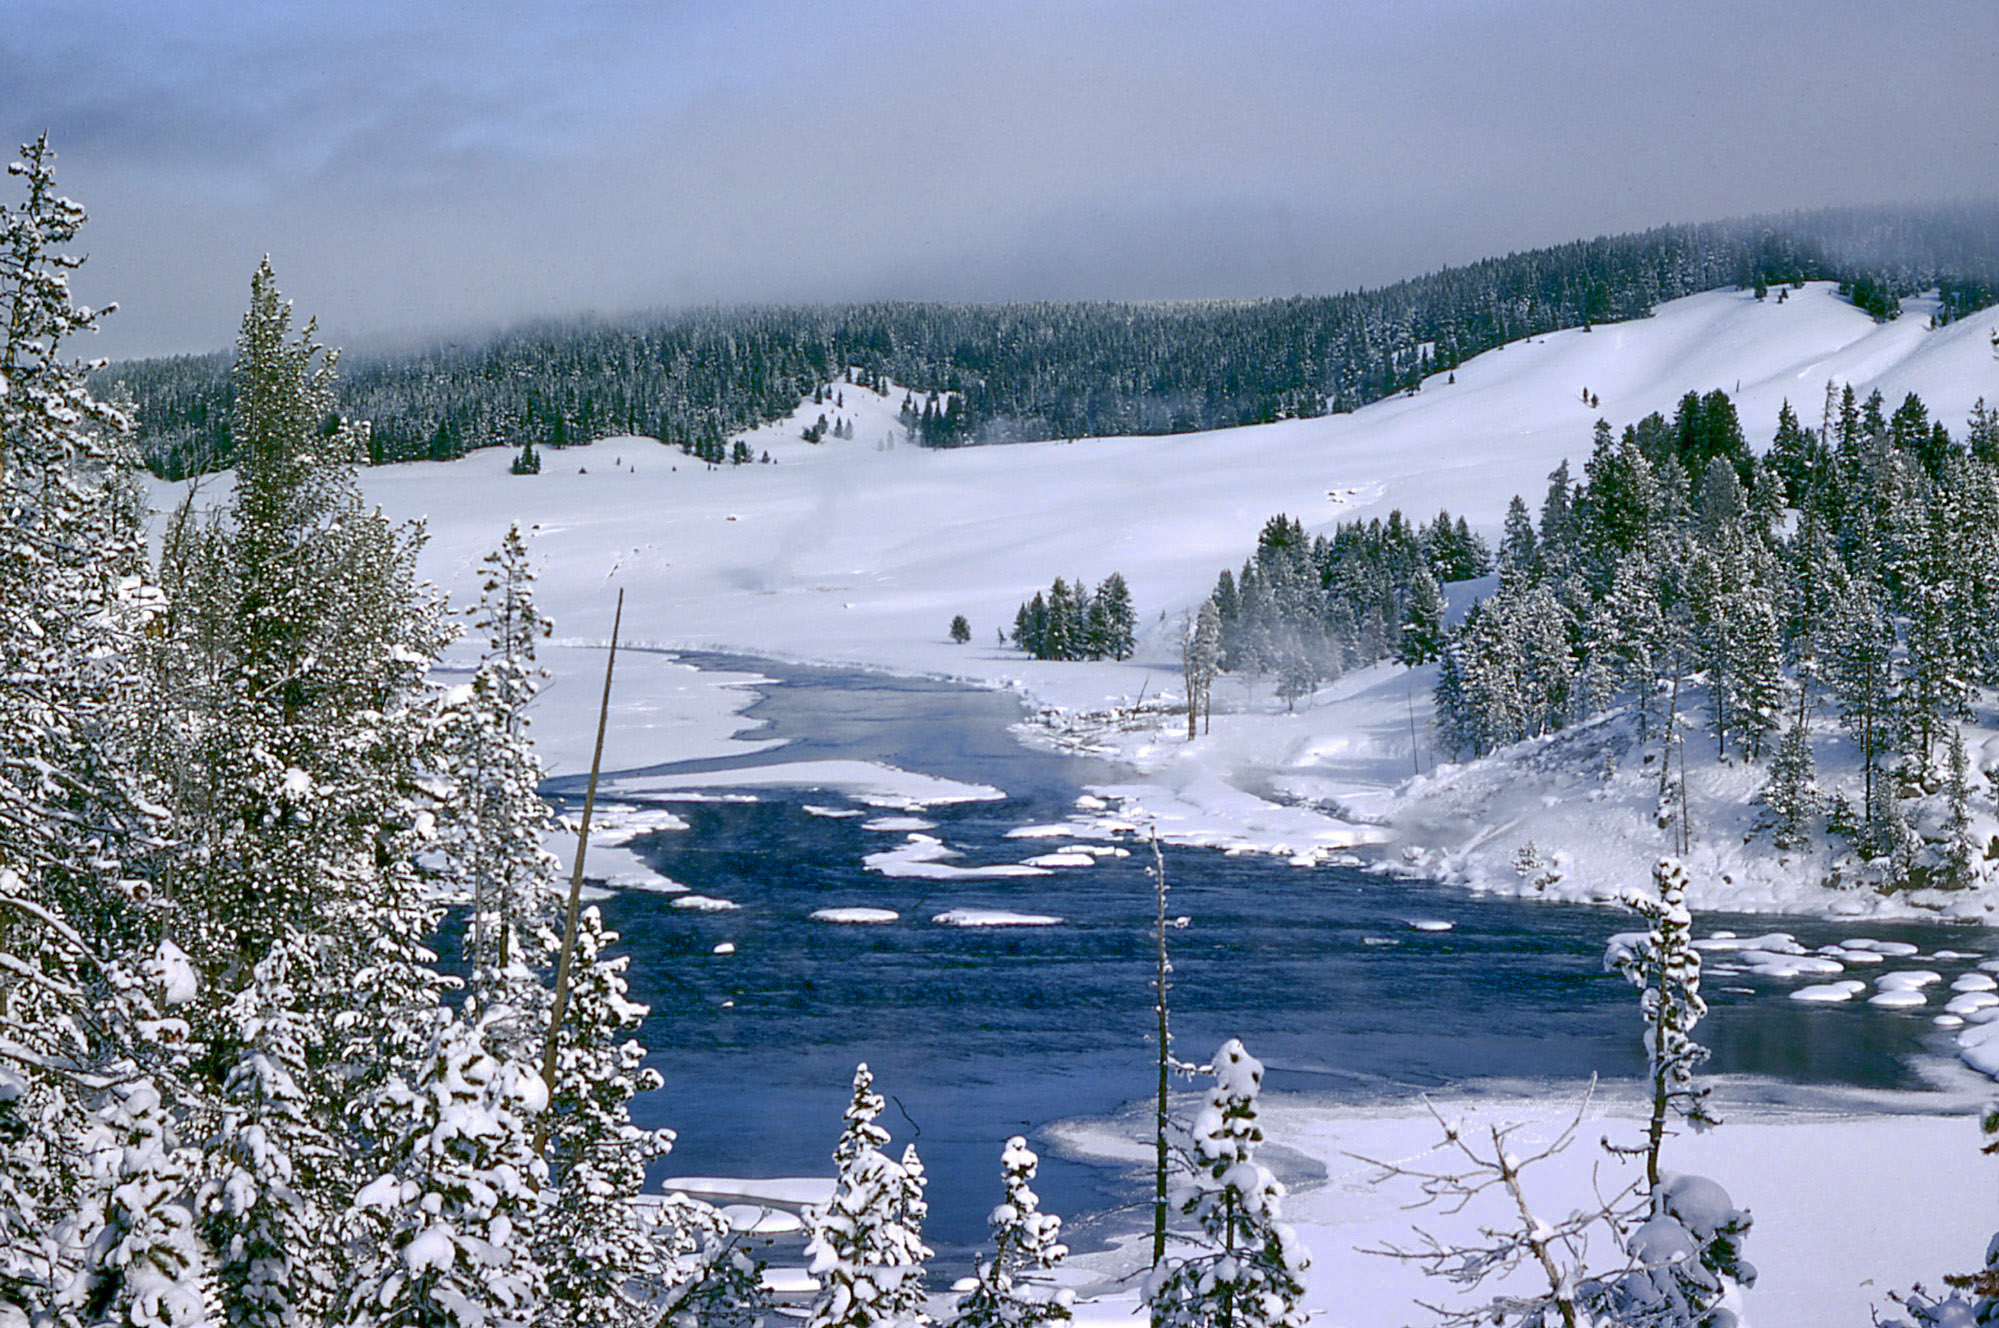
[156,283,1999,908]
[144,283,1999,1328]
[365,285,1999,723]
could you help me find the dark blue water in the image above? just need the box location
[548,652,1993,1259]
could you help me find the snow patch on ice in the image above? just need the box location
[864,834,1051,879]
[1790,981,1868,1003]
[610,759,1001,806]
[671,894,742,912]
[861,816,936,832]
[810,907,900,925]
[932,908,1064,928]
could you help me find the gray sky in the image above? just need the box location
[7,0,1996,362]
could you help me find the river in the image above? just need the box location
[545,652,1994,1260]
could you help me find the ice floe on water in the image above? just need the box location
[1741,951,1845,978]
[809,907,899,925]
[863,833,1051,880]
[1408,919,1454,932]
[671,894,742,912]
[931,908,1064,928]
[1842,939,1921,957]
[1021,851,1098,868]
[544,803,692,893]
[615,874,690,894]
[861,815,936,832]
[1790,980,1868,1002]
[803,804,863,818]
[1867,988,1929,1009]
[609,758,1002,807]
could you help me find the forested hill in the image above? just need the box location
[109,201,1999,478]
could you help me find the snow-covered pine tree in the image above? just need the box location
[1827,580,1901,861]
[1758,720,1820,851]
[1602,859,1754,1326]
[1396,564,1445,667]
[1897,467,1979,775]
[148,261,455,1322]
[1941,725,1977,891]
[1605,859,1718,1185]
[888,1144,933,1325]
[950,1137,1071,1328]
[69,1061,220,1328]
[806,1063,933,1328]
[0,136,198,1327]
[537,906,693,1328]
[1043,579,1080,662]
[344,1007,549,1328]
[440,523,559,1030]
[201,933,335,1328]
[1497,495,1537,581]
[1191,599,1222,736]
[1087,572,1136,661]
[1144,1039,1309,1328]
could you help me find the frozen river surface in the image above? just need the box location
[548,655,1993,1256]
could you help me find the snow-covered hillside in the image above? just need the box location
[307,283,1999,917]
[152,282,1999,1328]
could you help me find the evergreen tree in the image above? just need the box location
[539,907,695,1328]
[950,614,972,645]
[1044,579,1079,662]
[1967,398,1999,467]
[1828,584,1899,858]
[443,525,559,1010]
[343,1008,549,1328]
[1396,564,1445,666]
[1578,419,1660,587]
[1143,1040,1308,1328]
[1602,861,1755,1327]
[1183,602,1222,740]
[1087,572,1136,661]
[0,136,191,1327]
[1605,859,1719,1184]
[950,1138,1071,1328]
[806,1064,932,1328]
[1496,495,1537,580]
[1759,721,1820,851]
[202,934,334,1328]
[150,263,455,1324]
[1940,726,1977,892]
[1536,459,1578,576]
[1896,468,1978,773]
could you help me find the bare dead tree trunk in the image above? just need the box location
[1152,833,1172,1271]
[538,588,623,1150]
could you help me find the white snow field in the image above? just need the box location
[154,281,1999,1324]
[1046,1083,1999,1328]
[332,281,1999,917]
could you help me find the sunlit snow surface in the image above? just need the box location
[147,284,1999,1325]
[1045,1085,1999,1328]
[224,281,1999,919]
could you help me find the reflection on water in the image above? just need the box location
[551,654,1992,1256]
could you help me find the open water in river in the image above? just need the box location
[545,652,1994,1260]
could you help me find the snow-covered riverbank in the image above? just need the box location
[139,282,1999,1324]
[279,282,1999,926]
[1046,1077,1999,1328]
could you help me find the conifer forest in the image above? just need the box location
[10,79,1999,1328]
